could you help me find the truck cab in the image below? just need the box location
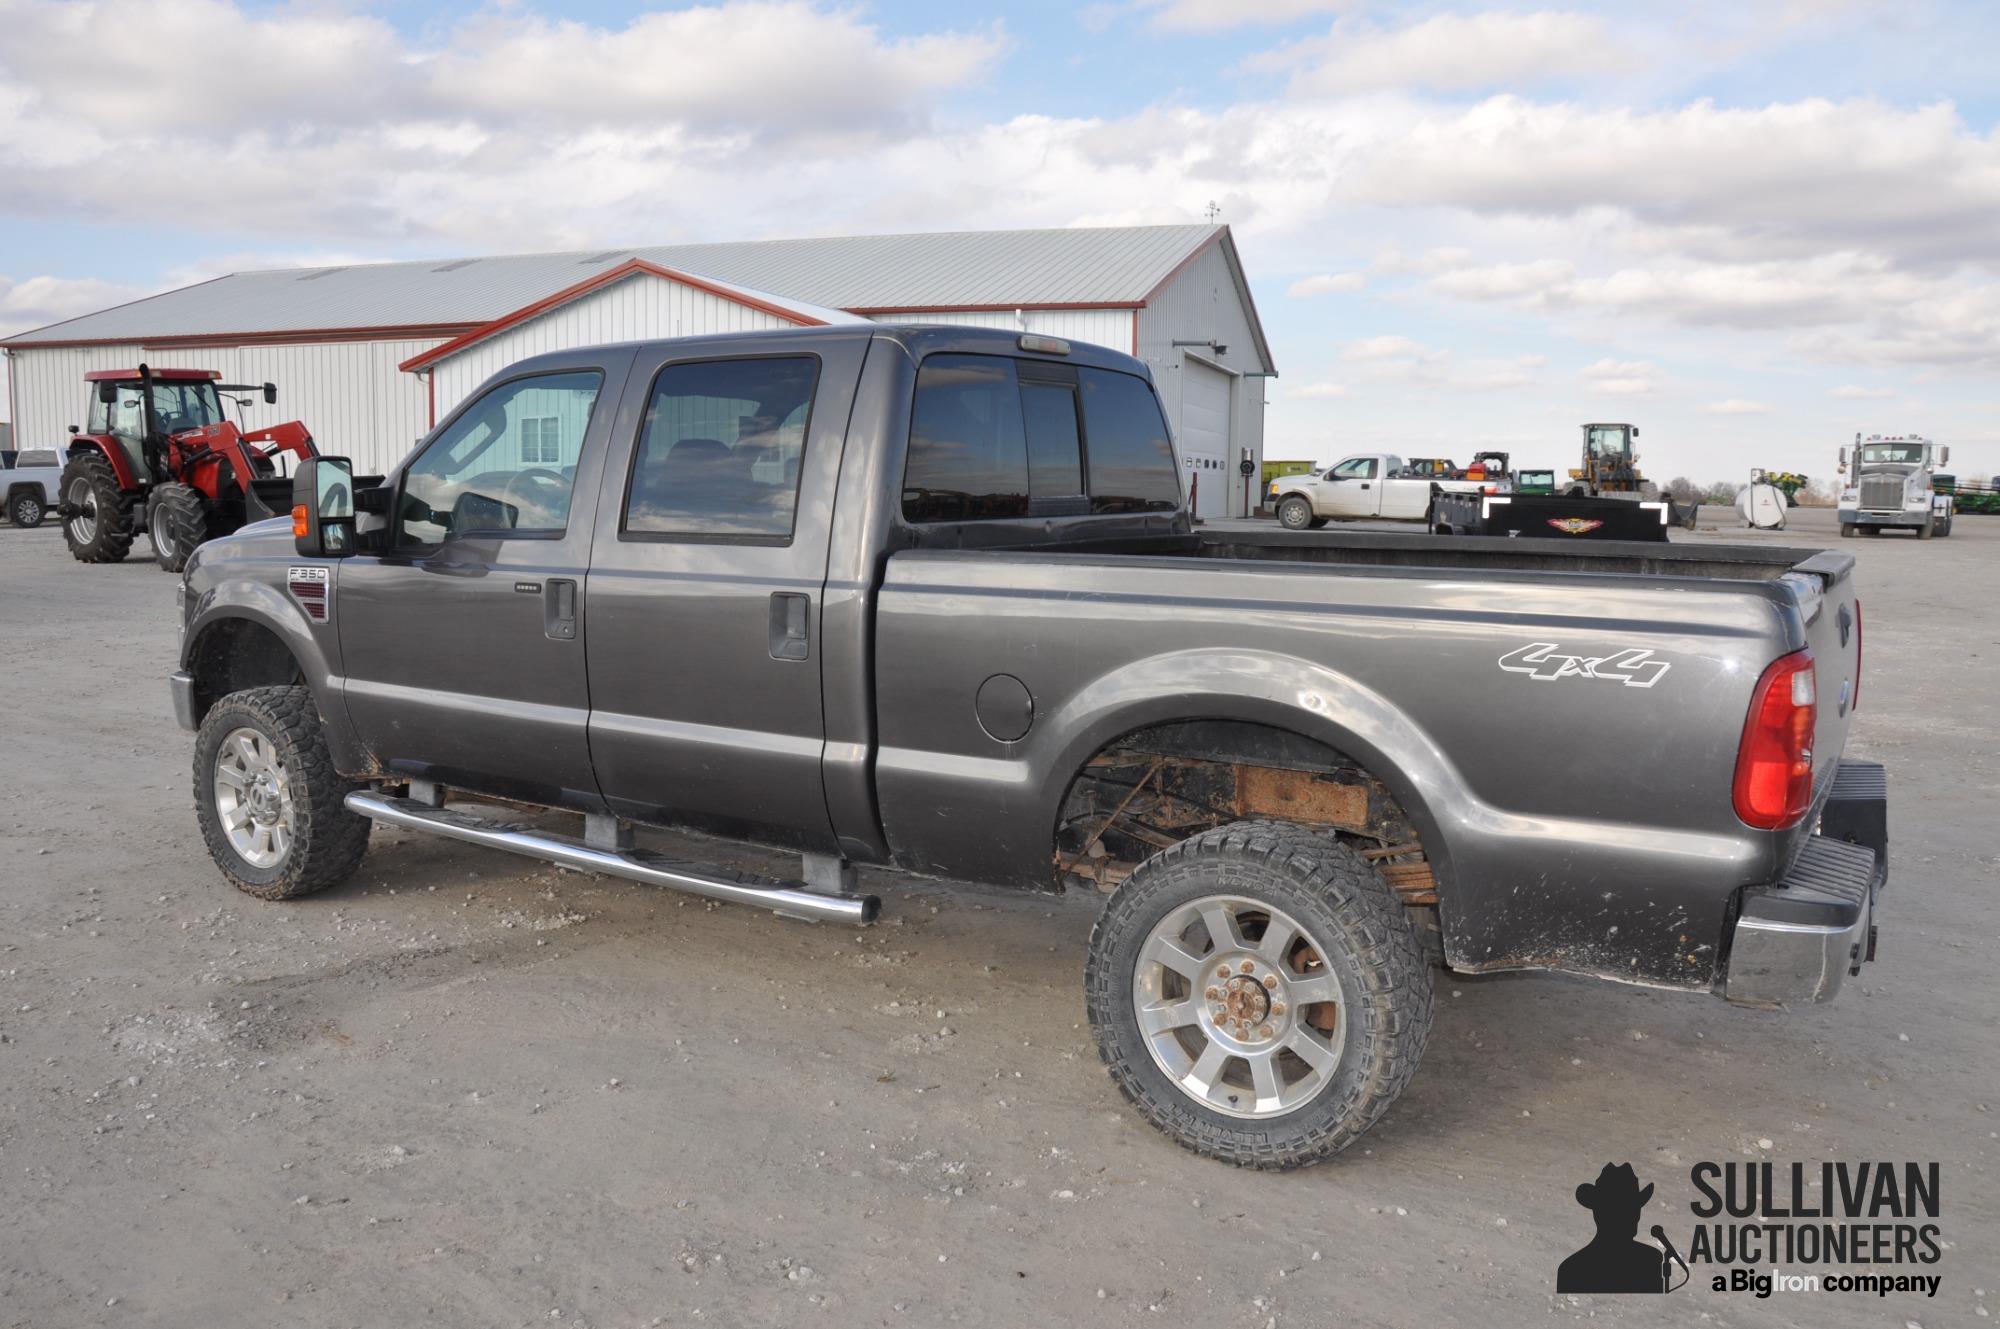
[1838,434,1953,538]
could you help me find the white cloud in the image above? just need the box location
[1701,399,1774,414]
[1582,358,1657,396]
[0,274,151,337]
[1288,272,1366,297]
[1830,384,1896,399]
[1291,381,1350,399]
[1343,334,1433,360]
[1136,0,1353,33]
[1259,11,1629,95]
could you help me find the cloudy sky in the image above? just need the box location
[2,0,1996,482]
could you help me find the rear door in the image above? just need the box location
[337,358,628,808]
[583,335,868,852]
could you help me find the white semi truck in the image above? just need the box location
[1838,434,1954,539]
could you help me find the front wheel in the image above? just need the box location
[1840,522,1856,538]
[1085,821,1432,1169]
[149,482,216,573]
[1276,495,1314,530]
[193,685,370,900]
[7,490,45,528]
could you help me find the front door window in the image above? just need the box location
[397,372,603,546]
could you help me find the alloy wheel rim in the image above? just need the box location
[66,477,97,543]
[214,727,295,869]
[1132,894,1346,1119]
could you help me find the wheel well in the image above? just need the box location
[1052,720,1442,956]
[185,618,305,724]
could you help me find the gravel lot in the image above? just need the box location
[1,506,1993,1327]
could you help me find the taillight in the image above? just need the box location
[1733,649,1816,829]
[1851,600,1862,713]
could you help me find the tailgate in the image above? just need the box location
[1786,551,1863,800]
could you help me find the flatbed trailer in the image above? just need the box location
[1427,486,1676,541]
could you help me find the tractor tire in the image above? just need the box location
[59,451,136,563]
[149,482,217,573]
[7,489,46,528]
[193,685,370,901]
[1276,495,1315,531]
[1085,820,1432,1170]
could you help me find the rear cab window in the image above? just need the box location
[902,354,1180,523]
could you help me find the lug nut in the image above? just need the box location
[1271,1002,1287,1017]
[1205,986,1221,1001]
[1257,1024,1274,1040]
[1216,965,1231,979]
[1239,960,1255,974]
[1261,974,1279,989]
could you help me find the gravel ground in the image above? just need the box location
[0,506,1993,1327]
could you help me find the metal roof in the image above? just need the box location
[5,224,1225,347]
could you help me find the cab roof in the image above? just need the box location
[83,368,220,382]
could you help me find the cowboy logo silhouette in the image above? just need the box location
[1556,1163,1685,1294]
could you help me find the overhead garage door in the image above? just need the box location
[1179,358,1231,519]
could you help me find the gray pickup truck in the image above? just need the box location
[169,325,1888,1169]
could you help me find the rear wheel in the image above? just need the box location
[59,451,135,563]
[193,685,370,900]
[1086,821,1432,1169]
[1277,495,1314,530]
[149,482,216,573]
[7,490,45,528]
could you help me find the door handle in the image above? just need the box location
[1360,482,1371,489]
[768,592,810,661]
[544,578,577,641]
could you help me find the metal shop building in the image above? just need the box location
[3,225,1275,519]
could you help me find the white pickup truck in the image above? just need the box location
[1272,453,1498,530]
[2,447,62,528]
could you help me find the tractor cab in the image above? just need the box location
[1571,422,1646,495]
[84,369,232,482]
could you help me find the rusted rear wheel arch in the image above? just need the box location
[1050,718,1456,960]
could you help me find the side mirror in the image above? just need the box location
[263,382,278,405]
[68,424,80,435]
[1939,447,1949,465]
[97,381,118,405]
[1838,447,1848,468]
[292,456,356,557]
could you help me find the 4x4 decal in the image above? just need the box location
[1498,643,1669,688]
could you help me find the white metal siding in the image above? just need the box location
[867,308,1133,355]
[7,339,438,478]
[429,273,803,425]
[1136,242,1268,515]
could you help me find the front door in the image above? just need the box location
[337,360,629,809]
[583,335,868,852]
[1322,456,1379,516]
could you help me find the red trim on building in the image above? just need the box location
[426,371,436,430]
[4,323,479,352]
[398,260,827,374]
[1131,311,1139,356]
[5,352,17,450]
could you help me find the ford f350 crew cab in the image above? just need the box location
[169,325,1888,1169]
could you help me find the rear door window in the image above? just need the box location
[622,356,820,540]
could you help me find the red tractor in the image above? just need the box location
[58,366,320,570]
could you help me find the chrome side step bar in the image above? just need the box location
[344,792,878,924]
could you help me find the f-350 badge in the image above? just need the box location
[1498,643,1669,688]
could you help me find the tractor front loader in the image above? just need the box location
[57,366,319,571]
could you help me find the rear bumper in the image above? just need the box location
[1723,760,1888,1008]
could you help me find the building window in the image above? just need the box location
[520,416,561,464]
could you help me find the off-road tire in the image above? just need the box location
[1277,495,1314,530]
[1085,821,1433,1170]
[150,482,216,573]
[59,451,135,563]
[7,489,45,528]
[193,685,369,900]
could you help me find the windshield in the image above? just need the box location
[1586,426,1632,458]
[1858,443,1927,466]
[104,381,226,437]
